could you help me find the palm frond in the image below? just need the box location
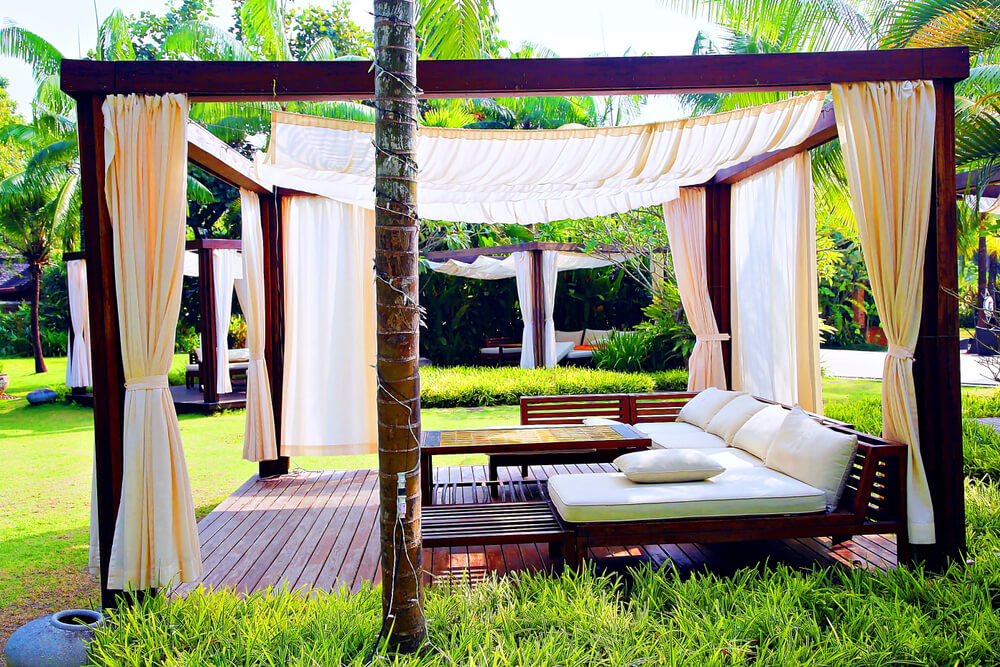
[882,0,1000,53]
[26,139,78,170]
[31,74,75,117]
[164,21,257,61]
[187,175,216,204]
[240,0,291,61]
[301,36,337,61]
[417,0,499,59]
[0,22,64,80]
[96,8,136,61]
[287,101,377,123]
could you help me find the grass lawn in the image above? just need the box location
[3,357,1000,659]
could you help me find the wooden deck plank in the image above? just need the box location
[180,466,897,596]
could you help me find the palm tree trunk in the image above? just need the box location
[373,0,425,653]
[29,262,47,373]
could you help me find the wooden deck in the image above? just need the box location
[174,464,898,596]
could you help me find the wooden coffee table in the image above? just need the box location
[420,423,651,504]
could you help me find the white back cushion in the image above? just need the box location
[765,406,859,510]
[613,449,725,483]
[583,328,612,345]
[730,404,789,459]
[556,330,584,345]
[706,394,769,445]
[677,387,743,430]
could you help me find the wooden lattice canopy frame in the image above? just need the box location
[60,47,969,607]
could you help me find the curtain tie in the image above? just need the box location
[886,343,914,361]
[125,374,169,390]
[697,333,730,342]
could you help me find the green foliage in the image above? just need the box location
[649,368,690,391]
[285,3,372,60]
[592,330,652,372]
[417,0,500,60]
[420,366,664,408]
[0,262,69,358]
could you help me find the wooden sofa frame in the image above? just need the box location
[517,392,910,565]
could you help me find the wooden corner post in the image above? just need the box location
[75,94,127,609]
[530,248,546,367]
[259,192,289,478]
[198,247,219,405]
[704,184,733,387]
[913,79,965,566]
[373,0,426,651]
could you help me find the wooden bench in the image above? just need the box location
[422,501,569,560]
[518,391,908,565]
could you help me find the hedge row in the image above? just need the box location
[419,366,688,408]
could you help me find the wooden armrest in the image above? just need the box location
[837,436,907,524]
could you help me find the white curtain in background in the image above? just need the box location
[833,80,937,544]
[514,252,535,368]
[235,189,278,462]
[66,259,93,388]
[102,93,200,589]
[281,195,377,456]
[731,153,822,414]
[212,249,240,395]
[541,250,559,368]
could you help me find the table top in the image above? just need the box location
[421,423,650,455]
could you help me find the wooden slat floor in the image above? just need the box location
[173,464,897,596]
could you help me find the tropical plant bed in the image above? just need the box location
[420,365,688,408]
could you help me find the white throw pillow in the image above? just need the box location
[677,387,743,430]
[730,404,789,460]
[613,449,725,483]
[765,406,859,510]
[583,417,624,426]
[706,394,769,445]
[556,330,584,345]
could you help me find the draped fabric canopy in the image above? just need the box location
[425,251,621,279]
[259,93,826,224]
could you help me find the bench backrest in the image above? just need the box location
[520,393,631,425]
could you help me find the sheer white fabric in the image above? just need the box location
[182,250,243,278]
[663,188,728,391]
[514,253,535,368]
[965,195,1000,214]
[425,251,619,280]
[731,154,822,413]
[541,251,559,368]
[212,249,240,395]
[281,195,377,456]
[833,80,937,544]
[66,259,92,388]
[102,93,200,589]
[235,190,278,462]
[260,93,826,224]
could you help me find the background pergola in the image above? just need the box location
[60,47,968,608]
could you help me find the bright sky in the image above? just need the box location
[1,0,704,122]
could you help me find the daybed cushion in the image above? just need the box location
[583,417,624,426]
[698,447,765,470]
[565,348,594,360]
[634,421,727,449]
[613,449,724,483]
[548,467,826,523]
[583,328,612,345]
[766,406,858,510]
[556,330,584,346]
[730,404,789,460]
[677,387,743,430]
[705,394,769,444]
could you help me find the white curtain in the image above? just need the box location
[66,259,92,388]
[541,250,559,368]
[102,93,200,589]
[235,190,278,462]
[212,249,240,395]
[731,153,822,414]
[514,252,536,368]
[261,93,826,224]
[663,188,728,391]
[832,80,937,544]
[281,195,377,456]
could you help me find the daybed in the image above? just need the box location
[556,329,614,365]
[185,347,250,390]
[479,336,578,366]
[517,390,909,566]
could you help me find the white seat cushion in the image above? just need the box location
[565,348,593,359]
[480,346,519,355]
[677,387,743,430]
[636,421,727,449]
[548,467,826,523]
[730,404,789,460]
[765,406,858,510]
[705,394,769,444]
[554,340,575,362]
[614,449,725,483]
[697,447,766,470]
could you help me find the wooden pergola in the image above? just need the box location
[61,47,969,608]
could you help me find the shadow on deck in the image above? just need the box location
[173,465,897,596]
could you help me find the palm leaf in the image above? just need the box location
[882,0,1000,53]
[26,139,78,170]
[96,8,135,61]
[187,175,216,204]
[0,22,64,80]
[32,74,75,117]
[164,21,257,61]
[240,0,291,61]
[417,0,499,59]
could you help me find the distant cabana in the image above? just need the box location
[424,242,634,368]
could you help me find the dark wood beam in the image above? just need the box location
[60,48,969,101]
[186,238,243,250]
[62,251,86,261]
[198,248,219,405]
[187,121,270,194]
[955,168,1000,199]
[704,184,732,387]
[913,80,964,567]
[710,103,838,185]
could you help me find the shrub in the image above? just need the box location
[592,330,651,372]
[420,365,657,408]
[649,369,688,391]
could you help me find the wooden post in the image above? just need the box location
[704,184,732,387]
[198,247,219,405]
[374,0,426,651]
[75,94,127,609]
[259,192,289,478]
[530,248,546,367]
[912,79,964,567]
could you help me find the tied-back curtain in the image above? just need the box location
[212,249,240,394]
[514,252,535,368]
[663,188,728,391]
[281,195,378,455]
[235,190,278,462]
[66,259,92,388]
[102,93,201,588]
[541,251,559,368]
[731,153,821,413]
[832,80,937,544]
